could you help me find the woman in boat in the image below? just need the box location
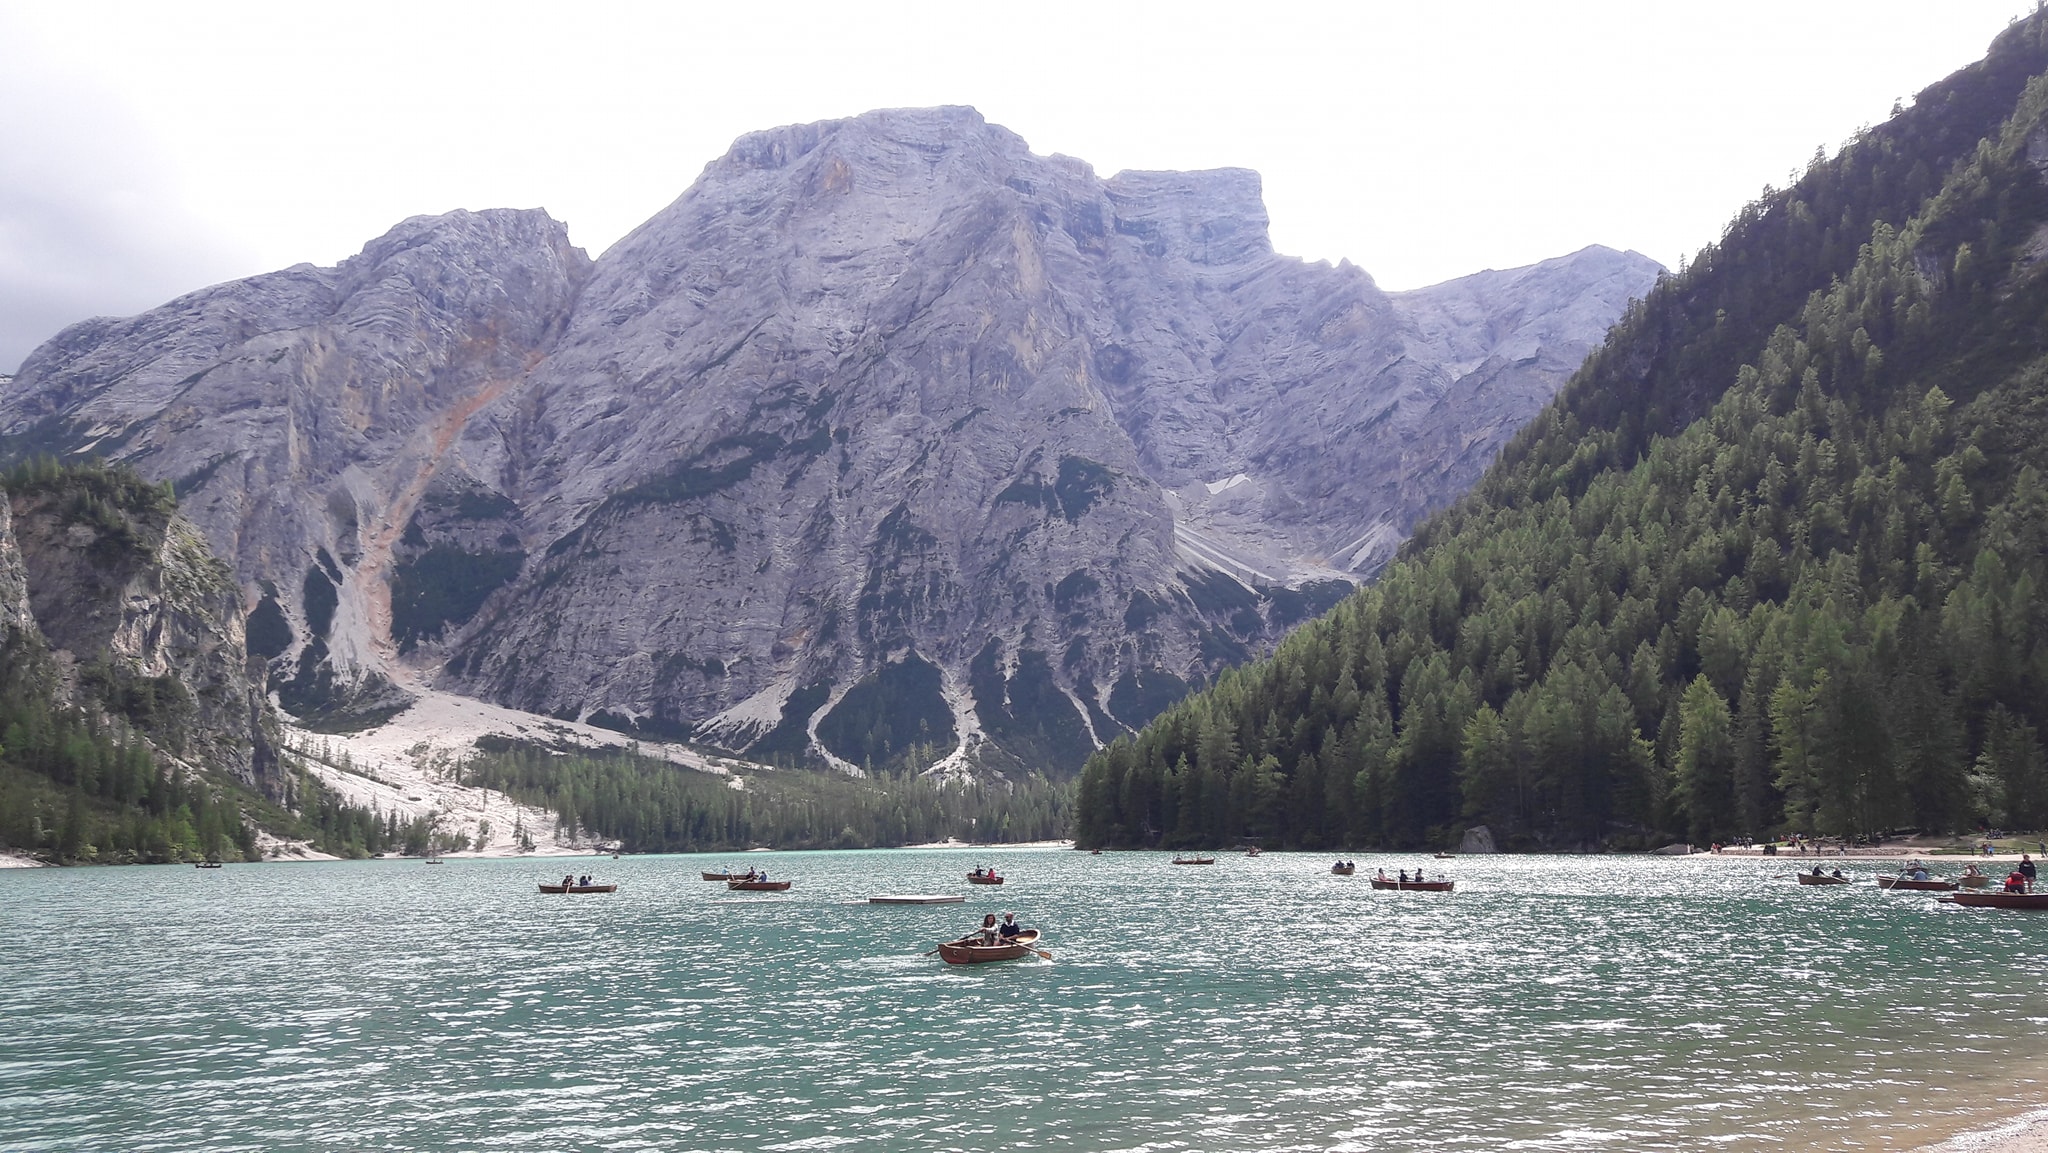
[978,913,1000,945]
[2006,870,2029,894]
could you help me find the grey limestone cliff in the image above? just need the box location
[0,107,1660,775]
[0,466,273,788]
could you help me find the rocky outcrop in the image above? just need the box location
[0,497,32,636]
[0,107,1659,775]
[1,465,273,789]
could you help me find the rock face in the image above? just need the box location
[0,466,273,788]
[0,107,1660,775]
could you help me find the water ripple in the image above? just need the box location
[3,853,2045,1151]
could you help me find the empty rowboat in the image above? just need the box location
[727,879,792,892]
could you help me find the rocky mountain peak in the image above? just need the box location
[0,106,1661,775]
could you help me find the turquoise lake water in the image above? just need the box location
[4,851,2045,1152]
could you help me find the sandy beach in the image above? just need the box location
[1921,1109,2048,1152]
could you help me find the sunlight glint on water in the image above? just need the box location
[3,852,2044,1151]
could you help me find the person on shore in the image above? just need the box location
[2021,855,2038,892]
[999,912,1022,939]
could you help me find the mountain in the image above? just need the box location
[1074,16,2048,850]
[0,107,1658,775]
[0,459,276,861]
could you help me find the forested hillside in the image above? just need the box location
[465,740,1071,853]
[1076,16,2048,852]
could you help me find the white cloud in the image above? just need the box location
[1,0,2035,370]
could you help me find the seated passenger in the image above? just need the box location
[999,913,1022,939]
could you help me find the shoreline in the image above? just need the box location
[1920,1107,2048,1152]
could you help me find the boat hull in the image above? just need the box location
[937,930,1040,964]
[1370,879,1455,892]
[1877,877,1958,891]
[1171,858,1216,865]
[1796,873,1851,885]
[727,880,792,891]
[1331,865,1356,875]
[968,875,1005,885]
[538,884,617,894]
[1959,875,1992,888]
[1950,891,2048,910]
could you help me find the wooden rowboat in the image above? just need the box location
[1171,856,1216,865]
[1796,872,1852,885]
[968,873,1005,885]
[727,879,792,892]
[1371,878,1455,892]
[1959,874,1993,889]
[702,871,742,881]
[1948,890,2048,910]
[539,883,617,894]
[937,929,1041,965]
[1877,876,1958,892]
[1331,864,1356,875]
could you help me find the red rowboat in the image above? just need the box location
[539,883,617,894]
[1877,876,1958,892]
[1949,891,2048,910]
[1371,878,1454,892]
[936,929,1042,965]
[968,873,1004,885]
[1796,872,1852,885]
[727,879,792,892]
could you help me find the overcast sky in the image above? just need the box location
[1,1,2037,372]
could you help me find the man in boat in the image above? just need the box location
[1830,868,1846,879]
[561,873,574,888]
[2021,855,2038,892]
[1909,862,1931,881]
[1398,869,1409,883]
[1811,866,1826,877]
[2006,869,2029,894]
[999,913,1022,939]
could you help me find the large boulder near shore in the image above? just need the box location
[1458,826,1497,854]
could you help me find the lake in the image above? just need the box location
[3,851,2043,1151]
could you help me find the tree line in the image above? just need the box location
[464,740,1072,852]
[1076,32,2048,852]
